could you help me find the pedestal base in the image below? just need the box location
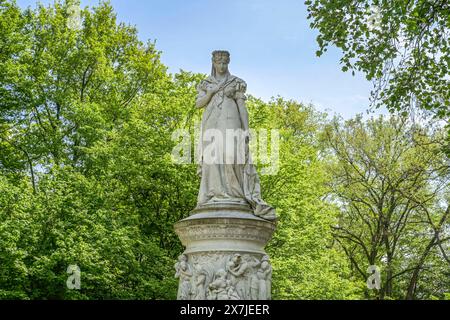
[174,203,276,300]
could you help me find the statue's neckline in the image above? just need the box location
[215,74,229,84]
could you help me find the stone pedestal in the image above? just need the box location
[174,202,276,300]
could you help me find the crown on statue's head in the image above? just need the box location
[212,50,230,62]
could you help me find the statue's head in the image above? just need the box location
[211,50,230,77]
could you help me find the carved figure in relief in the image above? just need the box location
[174,254,193,300]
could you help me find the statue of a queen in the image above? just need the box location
[195,50,276,221]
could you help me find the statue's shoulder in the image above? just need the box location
[204,76,215,83]
[231,76,247,92]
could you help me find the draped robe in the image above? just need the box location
[196,73,276,221]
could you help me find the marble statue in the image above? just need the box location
[193,265,207,300]
[226,253,251,299]
[257,255,272,300]
[195,50,276,221]
[207,269,240,300]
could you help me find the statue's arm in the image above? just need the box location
[235,79,249,131]
[236,98,249,131]
[230,263,247,277]
[182,267,193,277]
[227,267,237,276]
[196,91,213,108]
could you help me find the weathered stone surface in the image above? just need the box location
[174,207,275,300]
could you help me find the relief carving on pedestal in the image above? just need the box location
[174,252,272,300]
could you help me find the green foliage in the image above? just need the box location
[0,0,447,300]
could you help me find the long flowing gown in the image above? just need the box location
[196,73,276,221]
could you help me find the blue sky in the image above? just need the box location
[16,0,380,118]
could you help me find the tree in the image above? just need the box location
[323,115,449,299]
[305,0,449,121]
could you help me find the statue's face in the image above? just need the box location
[213,58,228,74]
